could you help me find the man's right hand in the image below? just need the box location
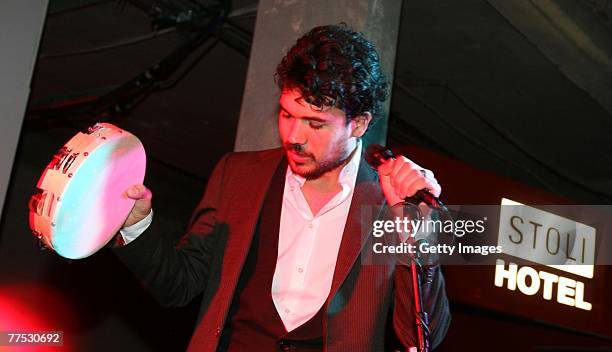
[123,184,153,228]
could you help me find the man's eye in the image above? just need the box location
[282,113,292,118]
[309,122,325,129]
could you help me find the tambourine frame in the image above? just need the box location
[29,122,146,259]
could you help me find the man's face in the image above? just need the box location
[278,89,367,179]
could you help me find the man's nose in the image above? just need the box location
[288,120,307,144]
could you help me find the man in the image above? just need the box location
[115,24,450,351]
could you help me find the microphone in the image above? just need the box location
[365,144,448,212]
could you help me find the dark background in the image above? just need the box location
[1,0,611,351]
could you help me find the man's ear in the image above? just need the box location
[350,112,373,138]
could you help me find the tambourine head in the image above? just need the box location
[29,123,146,259]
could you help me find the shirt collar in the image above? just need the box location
[287,139,362,188]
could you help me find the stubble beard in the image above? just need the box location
[285,140,351,180]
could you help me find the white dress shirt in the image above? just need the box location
[120,210,153,244]
[120,141,362,333]
[273,141,361,332]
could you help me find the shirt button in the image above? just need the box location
[290,186,295,191]
[284,308,290,313]
[308,223,313,229]
[297,268,303,273]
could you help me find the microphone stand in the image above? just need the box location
[364,144,446,352]
[406,204,430,352]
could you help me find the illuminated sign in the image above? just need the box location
[494,260,592,310]
[495,198,595,311]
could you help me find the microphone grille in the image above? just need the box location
[364,144,393,168]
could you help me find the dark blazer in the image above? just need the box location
[114,148,450,351]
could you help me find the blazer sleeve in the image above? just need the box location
[112,153,231,307]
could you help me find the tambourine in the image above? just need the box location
[28,123,146,259]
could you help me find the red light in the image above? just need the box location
[0,283,74,352]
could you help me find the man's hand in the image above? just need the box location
[377,155,441,207]
[123,184,152,228]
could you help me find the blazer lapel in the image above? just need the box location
[189,149,286,352]
[219,149,285,302]
[219,148,385,317]
[326,154,386,305]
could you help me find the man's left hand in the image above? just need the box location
[377,155,441,207]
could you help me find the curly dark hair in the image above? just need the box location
[275,24,389,123]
